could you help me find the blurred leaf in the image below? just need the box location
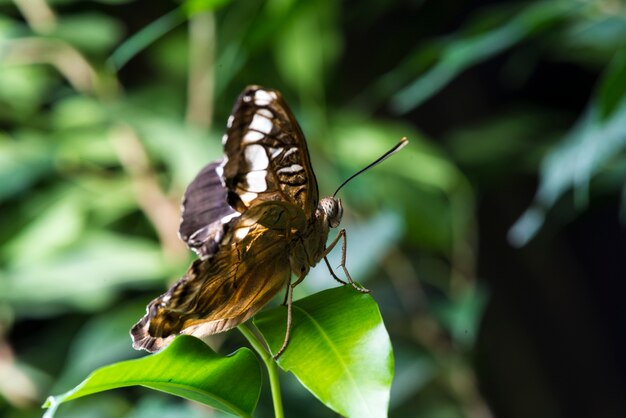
[598,48,626,120]
[39,393,130,418]
[0,133,55,201]
[431,285,488,348]
[328,114,473,252]
[108,8,185,71]
[1,232,167,314]
[558,14,626,65]
[3,190,85,264]
[149,31,189,80]
[44,336,262,418]
[274,1,340,98]
[254,285,394,418]
[400,185,454,251]
[52,302,147,392]
[127,395,220,418]
[306,211,403,292]
[329,114,466,195]
[389,1,574,113]
[183,0,233,16]
[51,96,109,130]
[0,66,54,121]
[117,109,221,186]
[446,109,562,182]
[510,47,626,246]
[51,13,124,54]
[389,346,436,409]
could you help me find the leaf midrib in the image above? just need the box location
[293,304,373,418]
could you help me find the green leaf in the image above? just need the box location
[389,1,574,113]
[274,2,340,98]
[306,212,403,292]
[1,232,168,313]
[51,302,146,392]
[43,336,262,418]
[183,0,233,16]
[254,286,394,418]
[0,132,55,201]
[509,46,626,246]
[107,8,186,71]
[51,13,123,54]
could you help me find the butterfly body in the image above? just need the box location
[131,86,349,354]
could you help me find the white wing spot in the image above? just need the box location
[257,108,273,118]
[220,212,239,224]
[269,147,283,159]
[277,164,304,174]
[234,226,250,241]
[242,130,264,144]
[226,115,234,128]
[239,191,257,205]
[283,147,298,158]
[254,90,273,106]
[245,170,268,192]
[250,113,273,134]
[221,134,228,145]
[245,144,269,170]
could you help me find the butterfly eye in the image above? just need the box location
[335,199,343,222]
[318,197,341,228]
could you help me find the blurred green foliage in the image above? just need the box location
[1,0,625,417]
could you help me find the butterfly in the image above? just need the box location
[131,85,407,358]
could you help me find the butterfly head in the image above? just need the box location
[319,197,343,228]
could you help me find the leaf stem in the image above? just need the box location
[238,324,284,418]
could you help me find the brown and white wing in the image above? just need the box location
[131,202,301,352]
[222,85,319,218]
[178,160,239,258]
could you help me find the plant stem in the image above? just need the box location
[186,11,215,129]
[238,324,284,418]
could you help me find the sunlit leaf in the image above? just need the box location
[254,286,394,418]
[44,336,262,418]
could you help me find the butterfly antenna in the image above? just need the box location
[333,137,409,197]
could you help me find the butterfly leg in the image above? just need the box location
[322,229,370,293]
[281,275,291,305]
[323,255,348,285]
[274,273,306,360]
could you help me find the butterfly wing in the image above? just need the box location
[222,85,319,218]
[132,201,303,352]
[178,160,238,258]
[178,86,317,257]
[133,86,317,352]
